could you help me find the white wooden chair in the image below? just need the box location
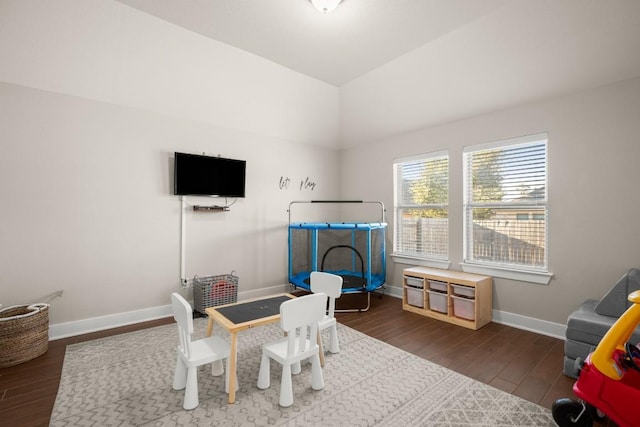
[310,271,343,354]
[256,293,326,407]
[171,292,234,410]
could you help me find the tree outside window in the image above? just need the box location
[393,152,448,260]
[463,134,548,271]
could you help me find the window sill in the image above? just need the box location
[459,262,553,285]
[391,254,450,270]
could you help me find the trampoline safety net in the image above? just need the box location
[288,222,386,293]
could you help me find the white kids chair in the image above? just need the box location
[310,271,343,355]
[256,293,326,407]
[171,292,234,410]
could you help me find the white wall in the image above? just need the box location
[339,77,640,325]
[0,0,339,148]
[2,0,639,335]
[338,0,640,147]
[0,0,340,326]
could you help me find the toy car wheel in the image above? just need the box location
[584,402,606,421]
[552,398,593,427]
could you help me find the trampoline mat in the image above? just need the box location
[214,295,291,325]
[303,274,366,290]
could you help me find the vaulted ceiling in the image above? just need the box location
[115,0,640,145]
[116,0,511,86]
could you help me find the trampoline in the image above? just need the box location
[288,201,387,311]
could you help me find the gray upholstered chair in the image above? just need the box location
[564,268,640,378]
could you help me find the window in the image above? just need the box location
[393,151,448,260]
[463,134,548,272]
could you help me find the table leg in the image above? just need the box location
[228,332,238,404]
[206,317,214,337]
[317,331,325,367]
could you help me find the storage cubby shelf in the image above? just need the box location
[402,266,492,330]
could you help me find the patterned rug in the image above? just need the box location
[50,318,555,426]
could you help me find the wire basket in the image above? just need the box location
[0,303,49,368]
[193,273,239,314]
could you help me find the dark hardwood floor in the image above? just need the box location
[0,293,605,426]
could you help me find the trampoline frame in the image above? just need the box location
[287,200,387,312]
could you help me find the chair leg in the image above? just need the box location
[211,359,224,376]
[292,360,301,375]
[173,356,187,390]
[257,353,271,390]
[328,325,340,354]
[279,363,293,407]
[310,353,324,391]
[183,366,199,410]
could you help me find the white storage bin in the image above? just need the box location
[427,290,447,313]
[406,286,424,308]
[405,276,424,288]
[451,284,475,298]
[428,280,447,292]
[451,294,475,320]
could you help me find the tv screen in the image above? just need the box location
[174,152,246,197]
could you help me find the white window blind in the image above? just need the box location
[463,134,548,271]
[393,151,448,260]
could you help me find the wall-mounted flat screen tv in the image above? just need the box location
[174,152,246,197]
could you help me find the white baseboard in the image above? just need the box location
[49,305,174,340]
[490,309,566,339]
[49,284,291,340]
[383,284,566,339]
[49,283,566,341]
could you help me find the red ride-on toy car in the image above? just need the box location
[552,290,640,427]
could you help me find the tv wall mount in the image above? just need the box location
[193,204,229,212]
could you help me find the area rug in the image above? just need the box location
[50,318,555,426]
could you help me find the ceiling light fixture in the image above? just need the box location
[310,0,343,14]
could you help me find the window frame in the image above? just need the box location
[461,133,552,285]
[392,150,450,267]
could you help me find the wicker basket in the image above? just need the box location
[193,274,239,314]
[0,303,49,368]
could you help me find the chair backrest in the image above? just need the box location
[280,293,326,357]
[171,293,194,358]
[310,271,343,318]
